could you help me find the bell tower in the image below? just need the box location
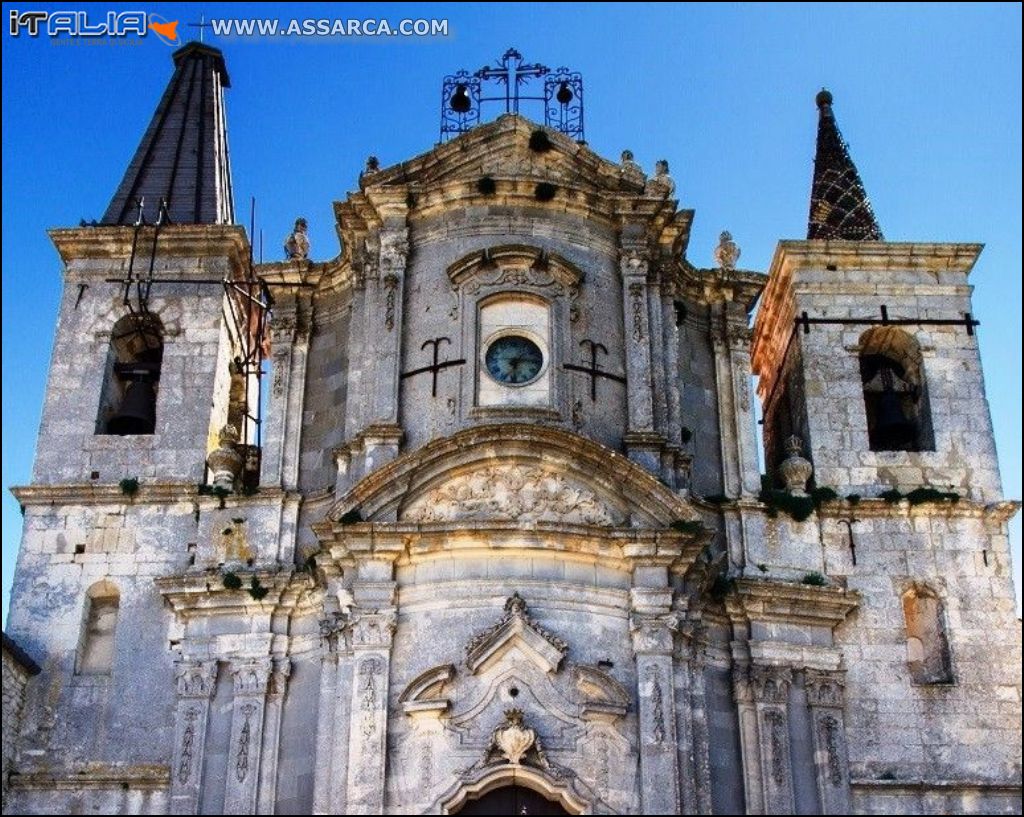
[752,90,1002,501]
[32,42,250,487]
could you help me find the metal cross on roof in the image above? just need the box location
[440,47,585,143]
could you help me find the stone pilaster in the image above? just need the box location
[732,662,765,815]
[688,642,714,815]
[673,633,699,814]
[344,606,397,815]
[313,616,348,815]
[751,664,795,814]
[255,659,290,815]
[630,587,680,815]
[263,302,310,489]
[620,247,656,444]
[224,657,272,815]
[804,670,851,814]
[169,659,218,816]
[711,304,761,497]
[366,229,407,429]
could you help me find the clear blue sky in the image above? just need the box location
[2,2,1021,622]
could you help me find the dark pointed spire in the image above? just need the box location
[807,89,883,241]
[102,42,234,226]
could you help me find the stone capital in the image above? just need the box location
[175,659,218,699]
[749,664,792,704]
[804,668,845,708]
[231,657,273,696]
[630,612,678,655]
[348,607,398,649]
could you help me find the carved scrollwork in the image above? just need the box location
[231,657,272,696]
[805,669,845,709]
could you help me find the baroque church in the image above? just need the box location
[2,42,1021,815]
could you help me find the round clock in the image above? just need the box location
[484,335,544,385]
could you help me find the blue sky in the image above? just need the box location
[2,2,1021,620]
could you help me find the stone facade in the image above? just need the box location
[3,45,1021,816]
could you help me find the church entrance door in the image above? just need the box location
[453,784,571,815]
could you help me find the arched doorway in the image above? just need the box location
[453,784,571,815]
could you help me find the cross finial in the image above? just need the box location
[188,14,209,43]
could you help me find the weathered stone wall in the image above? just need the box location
[2,639,36,809]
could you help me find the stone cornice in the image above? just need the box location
[313,522,707,575]
[49,225,251,274]
[718,496,1020,524]
[155,569,317,618]
[11,482,297,509]
[727,578,860,629]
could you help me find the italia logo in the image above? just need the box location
[8,10,181,45]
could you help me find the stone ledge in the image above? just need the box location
[851,778,1021,793]
[9,763,169,791]
[11,482,293,508]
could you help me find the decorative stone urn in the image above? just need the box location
[206,424,244,491]
[778,435,813,496]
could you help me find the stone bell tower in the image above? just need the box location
[752,89,1001,502]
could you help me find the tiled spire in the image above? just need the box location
[102,42,234,226]
[807,89,883,240]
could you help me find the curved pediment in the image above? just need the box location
[325,424,698,529]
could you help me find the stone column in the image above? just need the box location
[751,664,795,814]
[224,657,272,815]
[169,659,218,816]
[255,659,290,815]
[344,607,397,815]
[630,587,680,815]
[804,670,851,815]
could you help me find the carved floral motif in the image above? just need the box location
[403,464,620,526]
[235,703,257,782]
[175,660,218,698]
[177,706,199,784]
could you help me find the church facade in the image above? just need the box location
[2,43,1021,815]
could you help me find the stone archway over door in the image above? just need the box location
[454,785,572,816]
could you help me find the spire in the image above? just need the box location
[102,42,234,226]
[807,89,883,241]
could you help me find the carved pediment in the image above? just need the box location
[323,424,703,532]
[465,593,568,675]
[402,463,622,527]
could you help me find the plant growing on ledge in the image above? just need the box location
[534,182,557,201]
[801,572,828,587]
[528,129,553,152]
[222,571,242,590]
[339,508,363,525]
[670,519,704,535]
[119,477,140,498]
[248,575,269,601]
[477,175,497,195]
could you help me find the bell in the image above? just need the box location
[873,387,916,449]
[556,81,573,105]
[450,83,471,114]
[107,372,157,436]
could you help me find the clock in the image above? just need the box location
[484,335,544,385]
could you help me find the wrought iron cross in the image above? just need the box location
[476,48,548,114]
[564,339,626,401]
[400,337,466,398]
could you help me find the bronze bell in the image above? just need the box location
[450,83,471,113]
[107,361,159,435]
[556,81,573,105]
[874,387,916,450]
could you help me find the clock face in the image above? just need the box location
[485,335,544,385]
